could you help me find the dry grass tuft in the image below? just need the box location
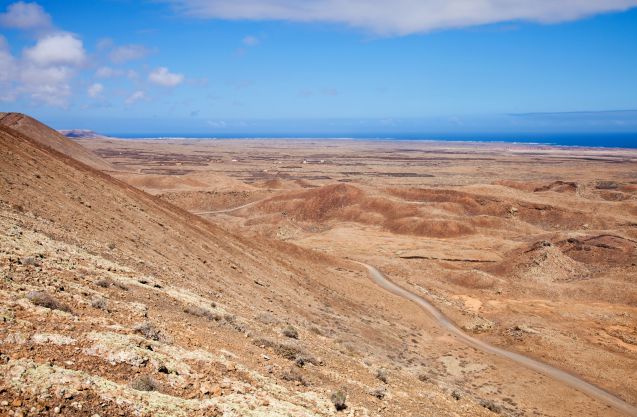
[26,291,71,313]
[331,390,347,411]
[282,325,299,339]
[134,322,163,341]
[130,375,159,392]
[183,304,221,321]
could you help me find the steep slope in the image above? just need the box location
[0,122,500,416]
[0,112,112,171]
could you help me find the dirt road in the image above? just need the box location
[359,262,637,417]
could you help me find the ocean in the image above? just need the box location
[103,132,637,149]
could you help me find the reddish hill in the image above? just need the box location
[0,112,112,171]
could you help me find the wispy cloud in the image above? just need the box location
[510,110,637,127]
[242,35,259,46]
[87,83,104,98]
[167,0,637,35]
[125,90,146,105]
[109,44,152,63]
[148,67,184,87]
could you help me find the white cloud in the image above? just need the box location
[0,4,91,107]
[0,36,17,101]
[23,33,85,66]
[0,31,85,106]
[125,90,146,105]
[18,64,74,106]
[148,67,184,87]
[109,44,151,63]
[0,1,52,30]
[96,37,114,50]
[167,0,637,35]
[242,35,259,46]
[87,83,104,98]
[0,36,16,82]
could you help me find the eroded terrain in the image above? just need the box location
[78,136,637,415]
[0,112,634,417]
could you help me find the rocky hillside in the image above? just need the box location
[0,119,495,416]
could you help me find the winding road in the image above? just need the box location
[358,262,637,417]
[193,199,636,415]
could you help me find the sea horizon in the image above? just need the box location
[99,132,637,149]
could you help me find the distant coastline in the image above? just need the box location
[96,132,637,149]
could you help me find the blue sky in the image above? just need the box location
[1,0,637,139]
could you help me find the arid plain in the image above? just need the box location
[80,135,637,414]
[1,112,636,417]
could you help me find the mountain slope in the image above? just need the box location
[0,120,497,416]
[0,112,113,171]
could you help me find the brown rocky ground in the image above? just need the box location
[76,134,637,416]
[0,114,634,416]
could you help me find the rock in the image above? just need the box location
[11,399,22,407]
[212,385,222,396]
[200,382,214,395]
[53,407,61,414]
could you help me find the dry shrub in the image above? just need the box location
[375,368,388,383]
[275,343,303,361]
[253,337,307,362]
[130,375,159,392]
[331,390,347,411]
[134,322,163,341]
[21,256,39,266]
[113,280,129,291]
[95,278,111,288]
[370,386,386,400]
[479,399,502,414]
[281,368,307,385]
[91,296,108,310]
[27,291,71,313]
[183,304,221,321]
[282,325,299,339]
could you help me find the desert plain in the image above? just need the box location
[1,113,636,417]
